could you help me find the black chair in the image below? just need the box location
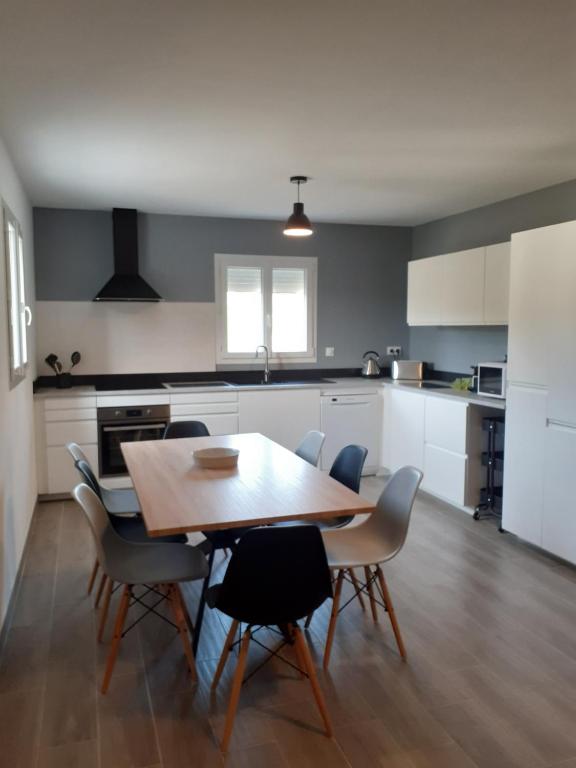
[207,526,333,753]
[163,420,210,439]
[323,444,368,528]
[162,419,253,652]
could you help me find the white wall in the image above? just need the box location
[0,137,36,629]
[35,301,216,375]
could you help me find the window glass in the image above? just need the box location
[272,268,307,353]
[226,266,264,353]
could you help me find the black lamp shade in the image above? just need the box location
[283,202,313,237]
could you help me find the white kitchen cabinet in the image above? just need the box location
[37,394,100,495]
[238,389,320,451]
[168,390,239,436]
[541,221,576,425]
[383,388,425,473]
[46,419,97,447]
[47,443,98,495]
[424,397,468,454]
[170,413,238,435]
[423,445,467,506]
[441,248,485,325]
[502,385,547,546]
[407,257,444,325]
[423,397,469,506]
[507,228,555,387]
[484,242,510,324]
[542,422,576,563]
[408,244,510,327]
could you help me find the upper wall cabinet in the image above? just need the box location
[407,256,444,325]
[407,242,510,326]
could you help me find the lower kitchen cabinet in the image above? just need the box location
[502,385,547,546]
[423,444,467,506]
[238,388,320,451]
[170,413,238,434]
[383,388,425,473]
[46,443,98,495]
[542,423,576,563]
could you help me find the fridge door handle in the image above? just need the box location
[546,418,576,432]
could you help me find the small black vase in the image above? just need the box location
[56,373,72,389]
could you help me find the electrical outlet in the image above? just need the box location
[386,346,402,356]
[325,346,335,358]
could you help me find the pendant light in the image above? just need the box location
[283,175,314,237]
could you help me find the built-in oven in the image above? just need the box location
[97,404,170,477]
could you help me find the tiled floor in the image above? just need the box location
[3,476,576,767]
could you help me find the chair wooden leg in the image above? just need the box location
[169,584,198,682]
[94,573,108,608]
[291,625,306,678]
[364,566,379,622]
[87,558,99,595]
[101,584,131,694]
[293,626,333,737]
[376,566,406,660]
[97,578,114,643]
[304,611,314,628]
[347,568,366,611]
[323,569,344,669]
[221,627,251,754]
[212,619,239,690]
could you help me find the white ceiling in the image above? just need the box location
[1,0,575,225]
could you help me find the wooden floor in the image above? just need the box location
[2,477,576,767]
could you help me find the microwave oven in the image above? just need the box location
[477,362,507,399]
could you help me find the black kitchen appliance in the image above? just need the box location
[97,404,169,476]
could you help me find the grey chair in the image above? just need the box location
[73,458,187,605]
[295,430,325,467]
[320,466,423,667]
[66,442,140,515]
[73,483,209,693]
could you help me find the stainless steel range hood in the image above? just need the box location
[94,208,162,302]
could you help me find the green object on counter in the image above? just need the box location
[451,377,472,391]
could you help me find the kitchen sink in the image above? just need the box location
[163,381,233,388]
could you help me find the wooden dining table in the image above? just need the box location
[122,432,376,536]
[121,431,376,652]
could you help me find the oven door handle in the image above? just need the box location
[101,423,167,432]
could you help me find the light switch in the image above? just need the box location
[325,347,335,357]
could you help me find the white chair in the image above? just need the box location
[320,465,423,667]
[295,430,326,467]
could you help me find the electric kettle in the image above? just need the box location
[361,350,381,378]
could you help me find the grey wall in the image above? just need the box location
[410,178,576,373]
[34,208,411,370]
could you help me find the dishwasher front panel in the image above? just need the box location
[320,393,380,473]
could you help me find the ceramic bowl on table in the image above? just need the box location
[193,447,239,469]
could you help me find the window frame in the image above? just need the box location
[3,203,31,388]
[215,253,317,364]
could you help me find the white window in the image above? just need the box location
[215,254,317,363]
[3,205,31,387]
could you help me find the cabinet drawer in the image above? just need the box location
[169,391,238,405]
[46,420,97,447]
[45,408,97,422]
[423,445,467,506]
[46,444,98,495]
[170,414,238,435]
[170,402,238,417]
[44,396,96,410]
[425,398,468,454]
[96,394,169,408]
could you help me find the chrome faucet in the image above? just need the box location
[255,345,270,384]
